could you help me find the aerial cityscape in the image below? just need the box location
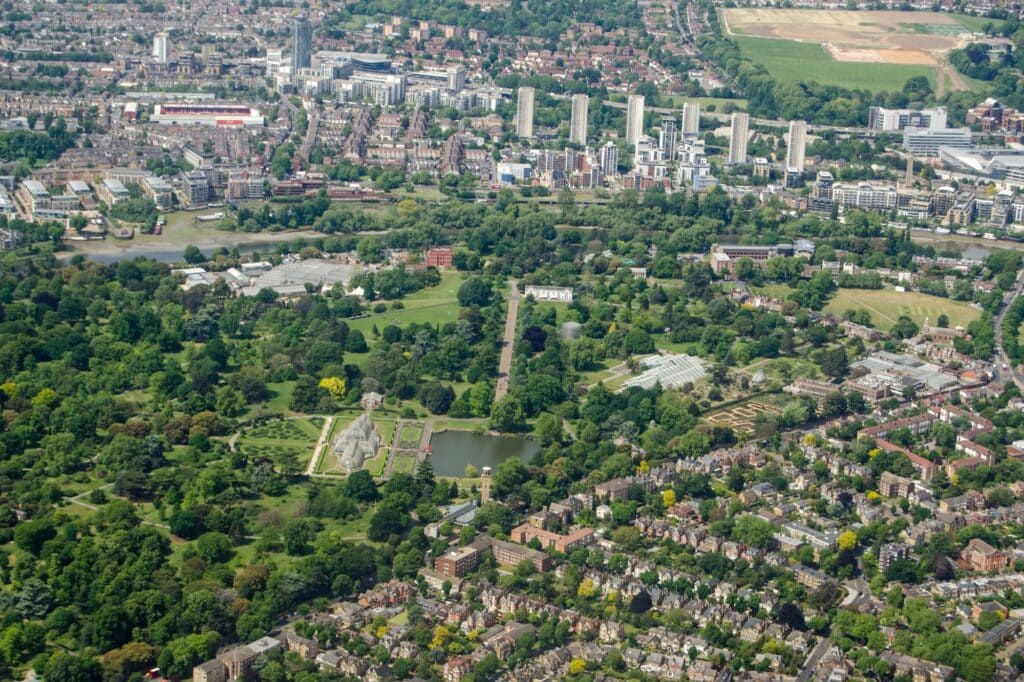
[5,0,1024,681]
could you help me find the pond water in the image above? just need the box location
[428,430,539,478]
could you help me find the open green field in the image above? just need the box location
[750,283,798,300]
[345,271,464,339]
[730,35,936,92]
[824,288,980,332]
[948,13,1002,33]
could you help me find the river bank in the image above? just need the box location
[62,229,329,264]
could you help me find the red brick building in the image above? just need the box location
[426,247,454,268]
[435,545,482,578]
[962,538,1010,572]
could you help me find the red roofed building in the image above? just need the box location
[426,247,454,268]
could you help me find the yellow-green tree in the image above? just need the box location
[318,376,347,399]
[31,388,59,409]
[569,659,586,675]
[430,624,450,649]
[577,578,596,599]
[661,489,676,507]
[838,530,858,551]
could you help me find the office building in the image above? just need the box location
[600,141,619,177]
[292,14,312,71]
[902,127,972,157]
[727,112,749,165]
[516,86,535,139]
[625,94,645,146]
[447,65,465,92]
[869,106,947,131]
[786,120,807,173]
[153,31,169,64]
[569,94,588,146]
[682,102,700,137]
[659,116,677,160]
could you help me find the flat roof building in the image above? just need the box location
[143,176,173,210]
[902,127,972,157]
[97,179,131,206]
[869,106,947,131]
[523,285,573,303]
[151,103,264,127]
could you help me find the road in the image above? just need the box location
[796,635,832,682]
[992,268,1024,392]
[840,576,872,610]
[295,103,319,170]
[494,280,520,402]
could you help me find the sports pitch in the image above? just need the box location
[721,9,982,92]
[823,288,981,333]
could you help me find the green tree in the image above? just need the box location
[490,396,525,432]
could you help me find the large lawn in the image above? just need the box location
[730,35,936,92]
[345,271,465,340]
[824,288,980,332]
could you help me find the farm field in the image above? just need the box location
[721,9,984,93]
[823,288,981,332]
[729,35,936,92]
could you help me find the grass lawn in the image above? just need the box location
[432,418,487,433]
[950,13,1001,33]
[731,35,936,92]
[346,271,465,340]
[750,283,798,300]
[653,338,702,356]
[578,359,620,387]
[364,452,387,477]
[331,512,372,539]
[746,357,823,382]
[398,423,423,448]
[257,381,297,415]
[391,453,417,475]
[824,288,980,332]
